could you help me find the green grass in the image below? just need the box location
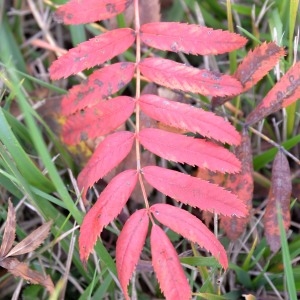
[0,0,299,299]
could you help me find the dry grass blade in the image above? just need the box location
[0,200,16,257]
[0,257,54,293]
[5,221,52,257]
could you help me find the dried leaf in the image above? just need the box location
[139,128,241,173]
[235,42,285,91]
[6,221,52,257]
[62,96,135,145]
[220,130,253,240]
[62,62,136,115]
[264,150,292,252]
[139,94,241,145]
[212,42,285,107]
[55,0,133,24]
[150,204,228,268]
[246,61,300,125]
[142,166,247,217]
[0,200,16,257]
[151,225,191,300]
[49,28,135,80]
[79,169,138,263]
[141,22,247,55]
[139,57,243,97]
[0,257,54,293]
[77,131,135,202]
[116,209,149,300]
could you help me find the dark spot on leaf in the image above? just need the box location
[94,79,103,87]
[170,42,179,52]
[125,0,133,8]
[106,3,117,13]
[74,54,88,63]
[80,131,88,141]
[276,91,284,101]
[121,62,129,69]
[118,80,125,89]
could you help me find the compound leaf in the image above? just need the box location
[150,204,228,269]
[139,128,241,173]
[151,225,191,300]
[50,28,135,79]
[79,169,138,263]
[141,22,247,55]
[139,94,241,145]
[142,166,247,217]
[116,209,149,300]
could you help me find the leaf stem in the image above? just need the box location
[134,0,150,209]
[134,0,141,171]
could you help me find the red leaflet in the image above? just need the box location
[62,96,135,145]
[139,94,241,145]
[62,62,136,115]
[77,131,135,202]
[116,209,149,300]
[246,61,300,125]
[150,204,228,269]
[55,0,133,25]
[141,22,247,55]
[139,57,243,97]
[139,128,241,173]
[220,130,253,240]
[143,166,247,217]
[264,151,292,252]
[151,225,191,300]
[235,42,285,92]
[79,169,138,263]
[49,28,135,80]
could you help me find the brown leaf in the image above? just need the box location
[0,257,54,293]
[220,129,253,240]
[263,150,292,252]
[0,200,16,257]
[212,42,285,108]
[6,221,52,257]
[246,61,300,125]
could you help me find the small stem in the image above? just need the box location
[134,0,150,209]
[134,0,141,170]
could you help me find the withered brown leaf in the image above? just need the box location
[263,150,292,252]
[220,129,253,240]
[0,200,16,257]
[0,201,54,293]
[5,221,52,257]
[0,257,54,293]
